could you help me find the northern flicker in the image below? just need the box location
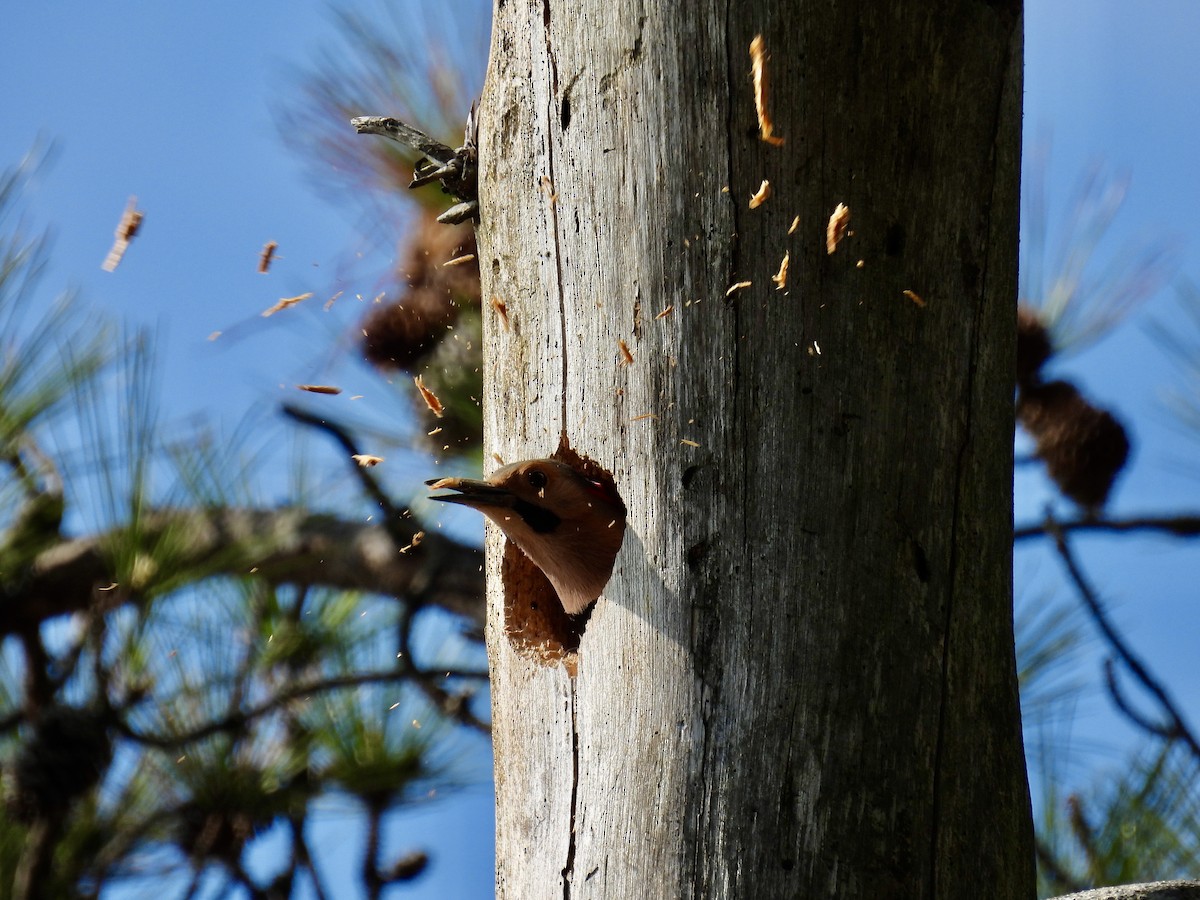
[427,460,626,614]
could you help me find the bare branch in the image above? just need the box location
[1016,514,1200,541]
[1103,657,1177,741]
[350,116,456,167]
[1046,517,1200,761]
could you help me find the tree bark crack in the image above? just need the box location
[562,685,580,898]
[928,110,1003,899]
[540,0,570,431]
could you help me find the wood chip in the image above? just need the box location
[788,215,800,235]
[631,413,658,421]
[443,253,476,267]
[257,240,278,273]
[655,305,674,320]
[324,290,344,310]
[749,35,785,146]
[680,439,700,447]
[427,426,443,436]
[352,454,384,467]
[262,292,313,317]
[491,453,505,465]
[618,339,634,365]
[490,296,510,330]
[903,289,926,307]
[826,203,851,254]
[725,281,752,296]
[411,530,425,546]
[749,180,771,209]
[101,196,144,272]
[298,384,342,395]
[772,251,790,291]
[414,375,445,417]
[207,331,222,341]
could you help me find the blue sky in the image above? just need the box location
[1018,0,1200,793]
[3,2,1200,896]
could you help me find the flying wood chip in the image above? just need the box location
[262,293,313,317]
[750,35,785,146]
[257,241,278,273]
[826,203,851,254]
[101,196,144,272]
[297,384,342,395]
[443,253,476,267]
[772,251,790,290]
[903,289,926,307]
[618,339,634,365]
[352,454,384,467]
[414,375,445,417]
[749,180,772,209]
[725,281,752,296]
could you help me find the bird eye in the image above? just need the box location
[527,469,548,490]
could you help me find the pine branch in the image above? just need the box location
[2,506,484,635]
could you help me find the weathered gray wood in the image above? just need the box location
[476,2,1028,898]
[1052,883,1200,900]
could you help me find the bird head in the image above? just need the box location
[427,459,626,615]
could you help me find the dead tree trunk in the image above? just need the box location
[475,2,1030,897]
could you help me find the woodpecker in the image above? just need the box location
[427,459,626,614]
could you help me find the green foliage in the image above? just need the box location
[1036,746,1200,897]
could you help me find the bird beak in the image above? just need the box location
[425,476,516,511]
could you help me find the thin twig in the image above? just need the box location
[1016,513,1200,541]
[280,403,404,532]
[118,666,489,748]
[1102,657,1176,740]
[410,673,490,735]
[1046,516,1200,760]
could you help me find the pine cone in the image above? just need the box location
[1016,304,1054,389]
[361,215,479,371]
[1017,380,1130,512]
